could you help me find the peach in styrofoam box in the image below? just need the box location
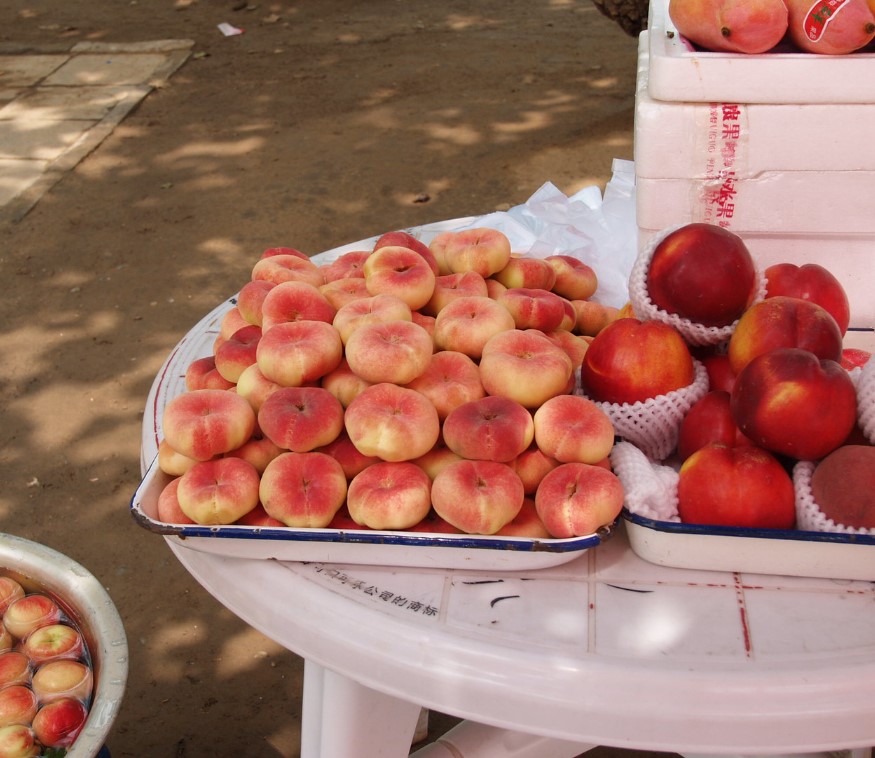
[634,11,875,329]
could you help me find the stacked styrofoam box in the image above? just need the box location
[634,0,875,328]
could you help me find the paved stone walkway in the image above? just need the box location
[0,39,192,222]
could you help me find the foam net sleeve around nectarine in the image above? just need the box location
[855,356,875,445]
[793,461,875,536]
[579,360,710,461]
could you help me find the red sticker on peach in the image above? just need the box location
[802,0,850,41]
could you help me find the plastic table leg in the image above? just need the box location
[300,659,422,758]
[409,721,595,758]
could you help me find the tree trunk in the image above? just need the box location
[591,0,650,36]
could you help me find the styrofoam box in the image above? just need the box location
[634,33,875,326]
[646,0,875,104]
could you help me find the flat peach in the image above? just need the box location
[535,462,624,538]
[320,358,373,407]
[157,438,199,477]
[237,279,275,327]
[156,477,196,524]
[224,432,284,473]
[332,293,412,345]
[373,230,440,275]
[259,452,348,527]
[259,280,336,331]
[346,461,433,530]
[404,350,485,420]
[176,457,261,525]
[442,395,534,463]
[497,287,567,332]
[363,245,436,311]
[509,443,560,494]
[533,394,615,465]
[256,320,343,387]
[316,430,381,479]
[235,363,283,412]
[441,228,512,278]
[431,459,524,534]
[320,250,370,282]
[250,253,324,288]
[260,246,310,260]
[319,277,371,309]
[492,256,557,291]
[478,329,573,409]
[546,255,598,300]
[344,383,440,462]
[344,319,433,385]
[214,324,262,383]
[162,388,257,461]
[422,271,489,315]
[432,295,516,359]
[185,355,235,391]
[258,386,344,452]
[494,498,552,539]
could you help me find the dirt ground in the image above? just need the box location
[0,1,643,756]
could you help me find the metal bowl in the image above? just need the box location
[0,532,128,758]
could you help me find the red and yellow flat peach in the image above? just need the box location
[509,443,560,495]
[344,383,440,462]
[162,388,257,461]
[346,461,433,530]
[478,329,573,409]
[543,329,590,369]
[373,231,440,276]
[260,246,310,261]
[532,394,615,465]
[494,498,552,539]
[546,255,598,300]
[319,277,371,309]
[256,320,343,387]
[571,300,618,337]
[432,295,516,359]
[497,287,567,332]
[250,253,323,288]
[431,459,524,534]
[259,451,348,527]
[423,271,489,315]
[157,438,199,477]
[258,386,345,453]
[235,362,283,413]
[316,430,381,479]
[535,462,624,538]
[224,432,284,473]
[442,395,534,463]
[185,355,236,391]
[236,279,275,327]
[441,228,512,278]
[176,457,261,525]
[403,350,485,420]
[217,306,249,347]
[362,245,436,311]
[260,280,336,331]
[320,358,373,407]
[344,319,433,385]
[156,477,196,524]
[214,324,262,383]
[332,293,412,345]
[411,443,464,480]
[492,256,556,291]
[320,250,370,282]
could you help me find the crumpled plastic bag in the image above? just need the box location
[450,159,638,308]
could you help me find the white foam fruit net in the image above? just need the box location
[793,460,875,536]
[855,354,875,444]
[610,441,680,522]
[628,224,768,348]
[580,359,710,462]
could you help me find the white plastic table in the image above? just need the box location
[138,224,875,758]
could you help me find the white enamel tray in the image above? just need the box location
[623,510,875,581]
[646,0,875,104]
[132,219,611,571]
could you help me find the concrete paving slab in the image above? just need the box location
[0,118,95,161]
[0,85,144,121]
[0,39,192,222]
[0,159,49,205]
[42,53,171,87]
[0,55,68,87]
